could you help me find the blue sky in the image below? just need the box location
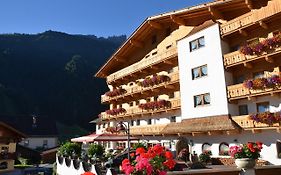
[0,0,209,37]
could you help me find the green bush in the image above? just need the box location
[88,143,104,158]
[132,142,147,150]
[57,142,81,157]
[199,152,211,163]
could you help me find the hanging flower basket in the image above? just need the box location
[138,100,171,111]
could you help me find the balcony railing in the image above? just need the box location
[227,83,281,100]
[232,115,280,129]
[220,0,281,36]
[101,71,179,103]
[99,98,181,121]
[130,124,168,136]
[223,46,281,68]
[107,47,177,83]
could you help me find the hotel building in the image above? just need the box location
[95,0,281,165]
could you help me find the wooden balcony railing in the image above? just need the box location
[220,0,281,36]
[224,46,281,68]
[107,47,177,83]
[99,98,181,121]
[232,115,280,129]
[130,124,168,136]
[101,71,179,103]
[227,83,281,100]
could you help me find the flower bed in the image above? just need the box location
[249,112,281,125]
[243,75,281,90]
[105,88,126,97]
[105,108,126,115]
[138,75,170,87]
[121,145,176,175]
[240,34,281,55]
[138,100,171,110]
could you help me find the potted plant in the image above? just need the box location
[199,151,212,165]
[229,142,263,169]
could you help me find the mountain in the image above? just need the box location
[0,30,126,132]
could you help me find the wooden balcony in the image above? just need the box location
[227,83,281,101]
[220,0,281,37]
[232,115,280,131]
[223,47,281,69]
[101,71,180,103]
[130,124,168,136]
[99,98,181,121]
[107,47,178,84]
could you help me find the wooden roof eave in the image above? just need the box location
[95,0,256,78]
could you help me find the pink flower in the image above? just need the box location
[158,171,167,175]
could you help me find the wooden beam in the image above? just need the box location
[239,29,248,37]
[208,6,224,20]
[248,96,256,101]
[245,0,253,10]
[170,15,185,26]
[243,62,253,68]
[164,60,174,65]
[165,84,175,89]
[148,21,163,30]
[129,39,144,48]
[259,21,268,29]
[265,56,274,63]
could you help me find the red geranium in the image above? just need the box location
[121,144,176,175]
[81,172,95,175]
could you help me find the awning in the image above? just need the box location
[71,133,139,143]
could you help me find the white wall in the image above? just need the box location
[184,130,281,165]
[19,137,58,149]
[177,23,229,119]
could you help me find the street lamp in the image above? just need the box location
[116,121,130,160]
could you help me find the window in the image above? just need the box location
[43,140,48,148]
[202,143,212,153]
[136,101,139,106]
[189,36,205,52]
[257,102,269,113]
[219,142,229,156]
[170,116,176,123]
[129,102,134,107]
[194,93,210,107]
[239,105,248,115]
[147,119,152,125]
[253,71,264,79]
[235,75,245,84]
[97,124,101,130]
[23,140,29,147]
[136,120,140,126]
[130,120,134,126]
[192,65,207,79]
[277,140,281,158]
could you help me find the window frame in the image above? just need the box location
[194,93,211,107]
[238,105,249,115]
[219,142,230,156]
[192,64,208,80]
[170,116,176,123]
[256,102,270,113]
[189,36,205,52]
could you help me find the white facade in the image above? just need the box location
[178,24,230,119]
[19,137,58,150]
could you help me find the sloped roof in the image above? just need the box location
[95,0,266,78]
[0,121,26,138]
[162,115,241,135]
[0,115,58,137]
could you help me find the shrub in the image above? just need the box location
[88,143,104,158]
[58,142,81,157]
[199,152,211,163]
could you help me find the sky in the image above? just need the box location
[0,0,210,37]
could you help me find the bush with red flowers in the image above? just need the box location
[229,142,263,159]
[243,75,281,90]
[137,75,170,87]
[105,88,127,97]
[249,112,281,125]
[138,100,171,111]
[105,108,126,116]
[240,34,281,55]
[81,172,95,175]
[121,144,176,175]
